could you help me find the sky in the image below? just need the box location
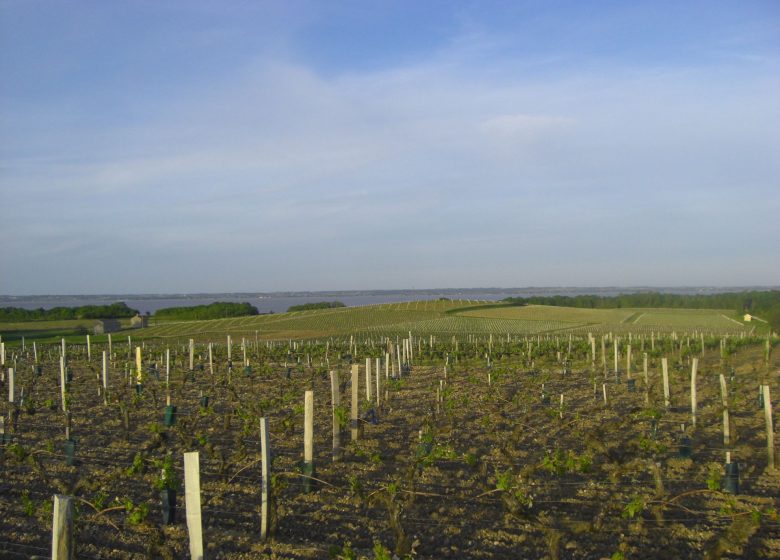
[1,0,779,294]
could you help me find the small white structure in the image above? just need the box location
[130,314,149,329]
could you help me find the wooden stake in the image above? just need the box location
[691,358,698,428]
[260,417,271,540]
[51,495,74,560]
[60,356,67,412]
[763,385,775,470]
[613,339,619,374]
[330,371,341,460]
[719,374,730,446]
[7,367,13,403]
[102,351,108,405]
[365,358,372,401]
[184,452,204,559]
[304,390,314,465]
[662,357,670,408]
[351,364,359,441]
[375,358,381,407]
[626,344,632,379]
[135,346,143,384]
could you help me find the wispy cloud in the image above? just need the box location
[1,1,779,293]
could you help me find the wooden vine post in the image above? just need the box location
[613,339,619,375]
[626,344,632,379]
[365,359,372,401]
[135,346,143,389]
[763,385,775,470]
[719,373,730,446]
[183,451,204,559]
[7,367,13,403]
[375,357,381,407]
[351,365,360,441]
[59,356,67,412]
[662,357,670,409]
[690,358,698,428]
[330,371,341,460]
[303,390,315,492]
[51,495,74,560]
[260,417,271,541]
[102,351,108,405]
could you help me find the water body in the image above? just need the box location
[1,287,771,315]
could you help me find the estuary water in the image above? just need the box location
[0,287,754,315]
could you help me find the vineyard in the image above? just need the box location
[66,301,754,343]
[0,304,778,559]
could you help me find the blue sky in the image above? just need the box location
[1,0,778,294]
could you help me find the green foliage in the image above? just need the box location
[287,301,346,312]
[0,302,138,322]
[154,302,258,320]
[638,437,667,455]
[127,452,145,476]
[706,464,722,491]
[93,491,108,511]
[622,495,645,519]
[495,468,514,492]
[153,454,180,491]
[347,474,363,499]
[541,448,592,476]
[373,541,393,560]
[334,405,350,430]
[21,490,35,516]
[124,499,149,525]
[503,290,780,316]
[7,443,29,462]
[328,540,356,560]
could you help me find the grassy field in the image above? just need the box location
[125,301,752,340]
[0,318,134,344]
[0,300,755,344]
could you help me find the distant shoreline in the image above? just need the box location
[3,286,777,300]
[2,286,777,316]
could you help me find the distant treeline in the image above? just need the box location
[503,290,780,329]
[0,302,139,322]
[287,301,346,312]
[154,302,259,320]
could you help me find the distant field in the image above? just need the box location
[0,318,134,343]
[130,300,750,340]
[457,305,747,335]
[0,301,753,343]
